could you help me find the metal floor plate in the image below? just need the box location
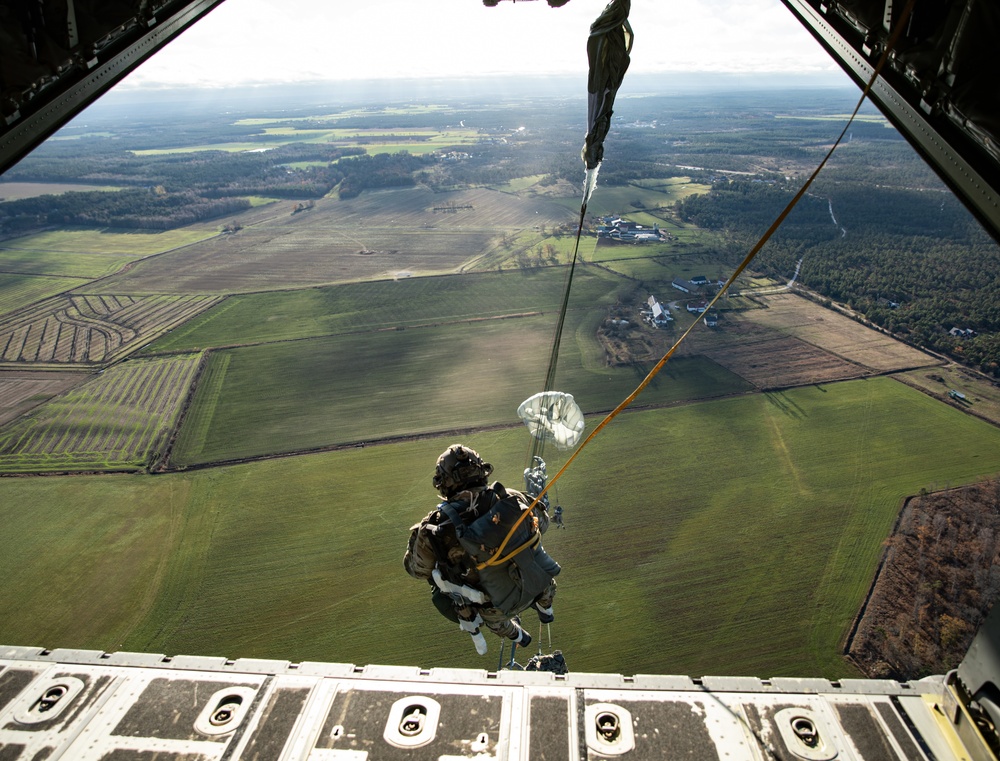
[0,646,974,760]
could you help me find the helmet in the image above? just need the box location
[433,445,493,498]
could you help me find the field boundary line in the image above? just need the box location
[890,373,1000,431]
[157,350,217,471]
[839,493,915,667]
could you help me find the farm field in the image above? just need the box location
[677,294,939,389]
[146,267,628,352]
[551,181,711,219]
[0,274,82,317]
[682,320,870,389]
[0,353,202,472]
[896,364,1000,426]
[170,311,750,466]
[133,126,481,156]
[743,292,937,372]
[2,379,999,677]
[87,187,577,294]
[0,370,90,425]
[0,181,122,200]
[595,253,714,283]
[0,247,137,279]
[0,228,220,306]
[0,293,224,367]
[2,227,220,257]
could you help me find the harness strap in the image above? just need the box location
[437,502,470,536]
[475,529,540,570]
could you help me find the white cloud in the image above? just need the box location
[122,0,836,89]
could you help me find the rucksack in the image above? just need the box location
[442,483,560,617]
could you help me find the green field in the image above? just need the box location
[0,274,80,316]
[552,181,710,218]
[3,227,218,255]
[170,310,749,466]
[0,229,216,290]
[2,378,998,677]
[133,127,481,157]
[146,267,629,352]
[0,248,139,279]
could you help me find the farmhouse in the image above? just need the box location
[646,295,673,327]
[690,275,709,286]
[949,327,976,337]
[596,216,664,242]
[686,300,709,314]
[703,312,719,327]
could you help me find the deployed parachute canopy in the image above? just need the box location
[582,0,633,172]
[517,392,585,451]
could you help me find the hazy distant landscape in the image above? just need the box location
[1,79,998,678]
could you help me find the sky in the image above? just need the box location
[121,0,842,90]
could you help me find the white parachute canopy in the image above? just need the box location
[517,391,585,451]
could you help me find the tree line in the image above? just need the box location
[0,144,434,231]
[0,189,251,231]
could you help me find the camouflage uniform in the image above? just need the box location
[404,445,558,647]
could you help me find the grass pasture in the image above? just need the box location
[3,227,218,256]
[897,365,1000,426]
[0,247,136,279]
[0,353,202,472]
[169,310,750,466]
[553,180,709,219]
[2,379,999,677]
[0,274,81,317]
[148,266,627,352]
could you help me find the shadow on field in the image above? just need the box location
[764,391,807,419]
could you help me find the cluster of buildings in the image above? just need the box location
[642,295,718,329]
[595,216,666,242]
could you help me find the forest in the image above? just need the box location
[0,145,432,229]
[676,178,1000,372]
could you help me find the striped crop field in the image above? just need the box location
[0,353,202,472]
[0,293,224,367]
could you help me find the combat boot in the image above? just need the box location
[510,623,532,648]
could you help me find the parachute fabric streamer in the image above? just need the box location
[583,163,601,208]
[518,392,585,451]
[582,0,632,174]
